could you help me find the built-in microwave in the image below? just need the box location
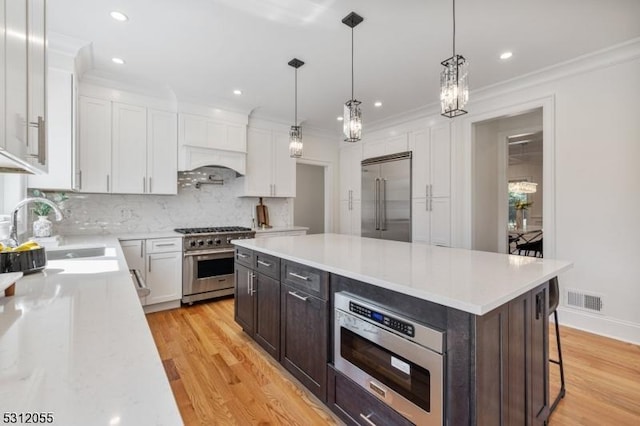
[334,292,445,425]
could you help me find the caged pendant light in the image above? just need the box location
[288,58,305,158]
[342,12,364,142]
[440,0,469,118]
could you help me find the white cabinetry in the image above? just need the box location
[339,143,362,235]
[179,113,246,152]
[362,134,408,160]
[242,127,295,197]
[0,0,47,173]
[411,124,451,246]
[78,96,111,192]
[112,102,146,194]
[78,96,177,194]
[28,65,78,190]
[120,237,182,311]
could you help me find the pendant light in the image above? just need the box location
[342,12,364,142]
[440,0,469,118]
[288,58,305,158]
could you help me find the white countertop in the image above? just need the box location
[233,233,573,315]
[0,236,183,425]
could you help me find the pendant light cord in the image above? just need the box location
[452,0,456,57]
[294,68,298,125]
[351,27,355,100]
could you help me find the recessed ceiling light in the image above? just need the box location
[374,101,382,107]
[233,89,242,95]
[337,116,344,121]
[111,57,125,65]
[500,51,513,60]
[110,11,128,22]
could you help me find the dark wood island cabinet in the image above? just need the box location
[233,234,571,425]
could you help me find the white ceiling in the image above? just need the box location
[49,0,640,133]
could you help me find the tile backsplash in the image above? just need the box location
[37,168,292,236]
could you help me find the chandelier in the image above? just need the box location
[509,181,538,194]
[342,12,364,142]
[288,58,305,158]
[440,0,469,117]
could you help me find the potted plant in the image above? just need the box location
[31,190,67,238]
[514,200,533,230]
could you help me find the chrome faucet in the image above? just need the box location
[7,197,64,247]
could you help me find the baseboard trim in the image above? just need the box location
[143,299,181,314]
[555,306,640,345]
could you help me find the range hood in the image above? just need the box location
[178,145,246,175]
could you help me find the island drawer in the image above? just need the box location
[328,365,414,426]
[254,252,280,279]
[281,260,329,300]
[235,247,253,267]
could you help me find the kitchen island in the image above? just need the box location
[232,233,572,425]
[0,236,182,426]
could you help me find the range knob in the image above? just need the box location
[198,240,204,246]
[189,240,197,247]
[214,238,222,245]
[226,237,233,244]
[206,239,214,246]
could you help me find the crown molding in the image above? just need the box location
[366,37,640,133]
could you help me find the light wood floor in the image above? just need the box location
[147,298,640,426]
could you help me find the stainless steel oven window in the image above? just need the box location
[340,326,431,412]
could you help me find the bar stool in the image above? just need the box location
[549,277,566,415]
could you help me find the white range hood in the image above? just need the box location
[178,145,246,175]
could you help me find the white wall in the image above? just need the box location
[452,41,640,343]
[295,163,324,234]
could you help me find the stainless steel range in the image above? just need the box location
[175,226,255,304]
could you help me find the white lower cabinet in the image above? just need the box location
[120,237,182,311]
[412,197,451,246]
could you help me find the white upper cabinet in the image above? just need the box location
[78,96,111,193]
[179,113,246,152]
[147,109,178,195]
[362,134,408,160]
[112,102,147,194]
[242,127,295,197]
[78,96,177,195]
[0,0,48,173]
[411,123,451,199]
[28,66,77,190]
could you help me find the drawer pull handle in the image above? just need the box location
[257,260,272,267]
[237,253,249,259]
[288,291,308,302]
[155,243,175,247]
[359,413,377,426]
[289,272,309,281]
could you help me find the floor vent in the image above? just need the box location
[566,289,604,314]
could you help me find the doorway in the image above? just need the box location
[294,163,325,234]
[471,108,543,254]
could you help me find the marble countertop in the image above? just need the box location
[233,233,573,315]
[0,236,183,425]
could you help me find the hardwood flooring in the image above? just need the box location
[146,298,640,426]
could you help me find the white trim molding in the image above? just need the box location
[556,307,640,345]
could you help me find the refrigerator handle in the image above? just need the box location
[381,178,387,231]
[375,178,380,230]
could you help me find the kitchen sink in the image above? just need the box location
[47,246,107,260]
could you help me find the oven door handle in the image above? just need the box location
[183,249,235,257]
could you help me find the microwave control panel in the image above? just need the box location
[349,301,415,338]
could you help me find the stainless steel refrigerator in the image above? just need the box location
[361,151,412,242]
